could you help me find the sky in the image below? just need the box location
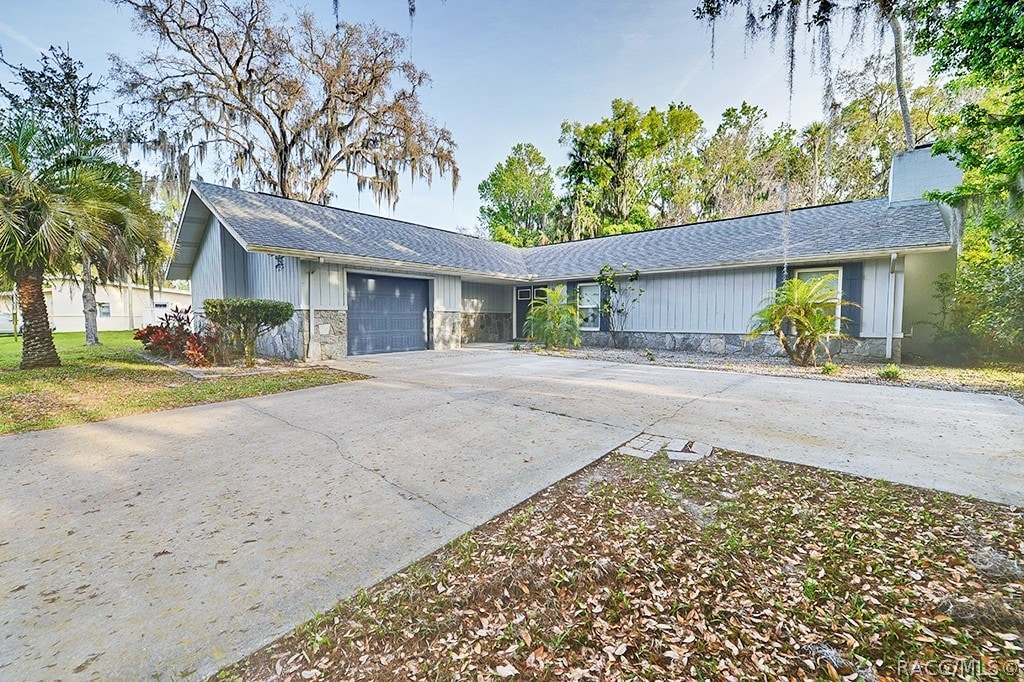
[0,0,920,232]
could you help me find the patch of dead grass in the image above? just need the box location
[216,452,1024,681]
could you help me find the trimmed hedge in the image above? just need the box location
[203,298,295,366]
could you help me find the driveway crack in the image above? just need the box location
[244,403,471,528]
[644,374,752,434]
[509,402,625,430]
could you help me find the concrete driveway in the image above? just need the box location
[1,349,1022,680]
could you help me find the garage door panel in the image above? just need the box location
[347,274,428,355]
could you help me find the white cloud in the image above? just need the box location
[0,20,46,57]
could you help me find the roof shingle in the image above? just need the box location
[185,182,952,280]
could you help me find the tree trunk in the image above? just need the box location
[775,328,797,364]
[15,266,60,369]
[81,253,101,346]
[888,13,915,152]
[811,145,821,206]
[11,285,18,342]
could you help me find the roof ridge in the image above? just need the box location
[519,197,886,251]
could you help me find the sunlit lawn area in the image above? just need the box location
[0,331,366,435]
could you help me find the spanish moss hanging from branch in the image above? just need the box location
[692,0,942,154]
[113,0,458,206]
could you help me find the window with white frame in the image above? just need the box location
[795,267,842,331]
[97,302,111,318]
[577,283,601,330]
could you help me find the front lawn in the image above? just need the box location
[218,452,1024,681]
[0,331,367,435]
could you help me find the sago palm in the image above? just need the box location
[748,274,854,366]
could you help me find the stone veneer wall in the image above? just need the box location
[461,312,513,343]
[308,309,348,360]
[581,331,901,362]
[431,311,462,350]
[256,312,306,360]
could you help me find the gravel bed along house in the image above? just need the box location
[508,344,1024,405]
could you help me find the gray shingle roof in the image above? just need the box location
[191,182,529,277]
[524,198,952,279]
[184,183,952,280]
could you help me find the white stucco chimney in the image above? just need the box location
[888,144,963,206]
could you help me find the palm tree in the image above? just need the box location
[70,151,164,346]
[524,285,581,349]
[748,275,855,366]
[0,115,154,368]
[801,122,831,206]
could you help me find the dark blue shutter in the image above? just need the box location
[599,284,610,332]
[841,263,863,337]
[565,281,577,300]
[775,267,792,336]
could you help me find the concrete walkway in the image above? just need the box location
[1,349,1021,680]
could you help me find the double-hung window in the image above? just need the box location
[794,267,842,331]
[577,283,601,331]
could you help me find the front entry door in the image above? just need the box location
[515,287,532,339]
[515,285,549,339]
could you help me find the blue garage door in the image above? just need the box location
[347,274,429,355]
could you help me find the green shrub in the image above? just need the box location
[203,298,295,367]
[511,341,521,351]
[821,362,839,375]
[877,363,901,381]
[523,285,580,349]
[931,327,984,366]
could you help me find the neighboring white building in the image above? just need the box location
[0,279,192,333]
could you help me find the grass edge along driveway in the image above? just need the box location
[0,331,367,435]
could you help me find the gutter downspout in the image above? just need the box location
[306,257,323,360]
[885,252,897,360]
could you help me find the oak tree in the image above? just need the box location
[478,143,556,247]
[113,0,458,205]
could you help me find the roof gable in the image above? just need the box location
[183,182,529,278]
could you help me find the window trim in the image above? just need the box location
[794,266,843,332]
[97,301,112,318]
[577,283,601,331]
